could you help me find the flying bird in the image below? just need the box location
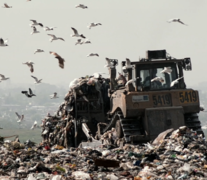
[0,38,8,47]
[30,20,43,27]
[49,51,65,69]
[31,26,39,35]
[167,18,187,26]
[0,74,9,82]
[31,75,42,84]
[125,77,139,88]
[160,67,172,74]
[87,53,99,57]
[170,77,183,87]
[75,39,82,45]
[23,61,34,73]
[75,4,88,9]
[2,3,12,8]
[87,23,102,29]
[21,88,36,98]
[34,49,44,54]
[75,39,91,45]
[31,121,37,130]
[71,27,86,38]
[47,34,65,42]
[44,26,56,31]
[81,39,91,44]
[151,77,164,83]
[50,92,59,99]
[15,112,24,123]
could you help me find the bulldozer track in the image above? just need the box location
[184,113,204,136]
[103,111,143,142]
[119,116,143,143]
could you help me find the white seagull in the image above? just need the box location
[31,26,39,35]
[125,58,132,69]
[0,74,9,82]
[170,77,183,87]
[167,18,187,26]
[47,34,65,42]
[87,23,102,29]
[15,112,24,123]
[0,38,8,47]
[71,27,86,38]
[31,121,37,130]
[104,58,115,68]
[75,4,88,9]
[2,3,12,8]
[87,53,99,57]
[22,61,34,73]
[151,77,164,83]
[34,49,44,54]
[125,77,139,88]
[30,20,43,27]
[44,26,56,31]
[31,75,42,84]
[160,67,172,74]
[50,92,59,99]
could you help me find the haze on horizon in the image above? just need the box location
[0,0,206,88]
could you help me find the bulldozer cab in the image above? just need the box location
[140,64,176,89]
[122,50,191,92]
[136,61,184,91]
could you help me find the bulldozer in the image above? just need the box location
[72,49,203,146]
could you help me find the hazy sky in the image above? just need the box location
[0,0,207,88]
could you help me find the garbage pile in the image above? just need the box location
[40,74,111,148]
[1,126,207,179]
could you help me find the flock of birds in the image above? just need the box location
[1,3,105,129]
[1,2,189,128]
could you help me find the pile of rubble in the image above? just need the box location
[40,74,112,148]
[1,126,207,179]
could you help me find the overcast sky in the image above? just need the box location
[0,0,207,88]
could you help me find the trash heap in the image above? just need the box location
[40,74,111,148]
[1,126,207,179]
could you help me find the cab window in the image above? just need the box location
[136,63,178,90]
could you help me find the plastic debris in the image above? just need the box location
[1,124,207,179]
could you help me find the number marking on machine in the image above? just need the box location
[152,94,172,106]
[179,90,198,104]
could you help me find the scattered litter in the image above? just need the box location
[0,126,207,179]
